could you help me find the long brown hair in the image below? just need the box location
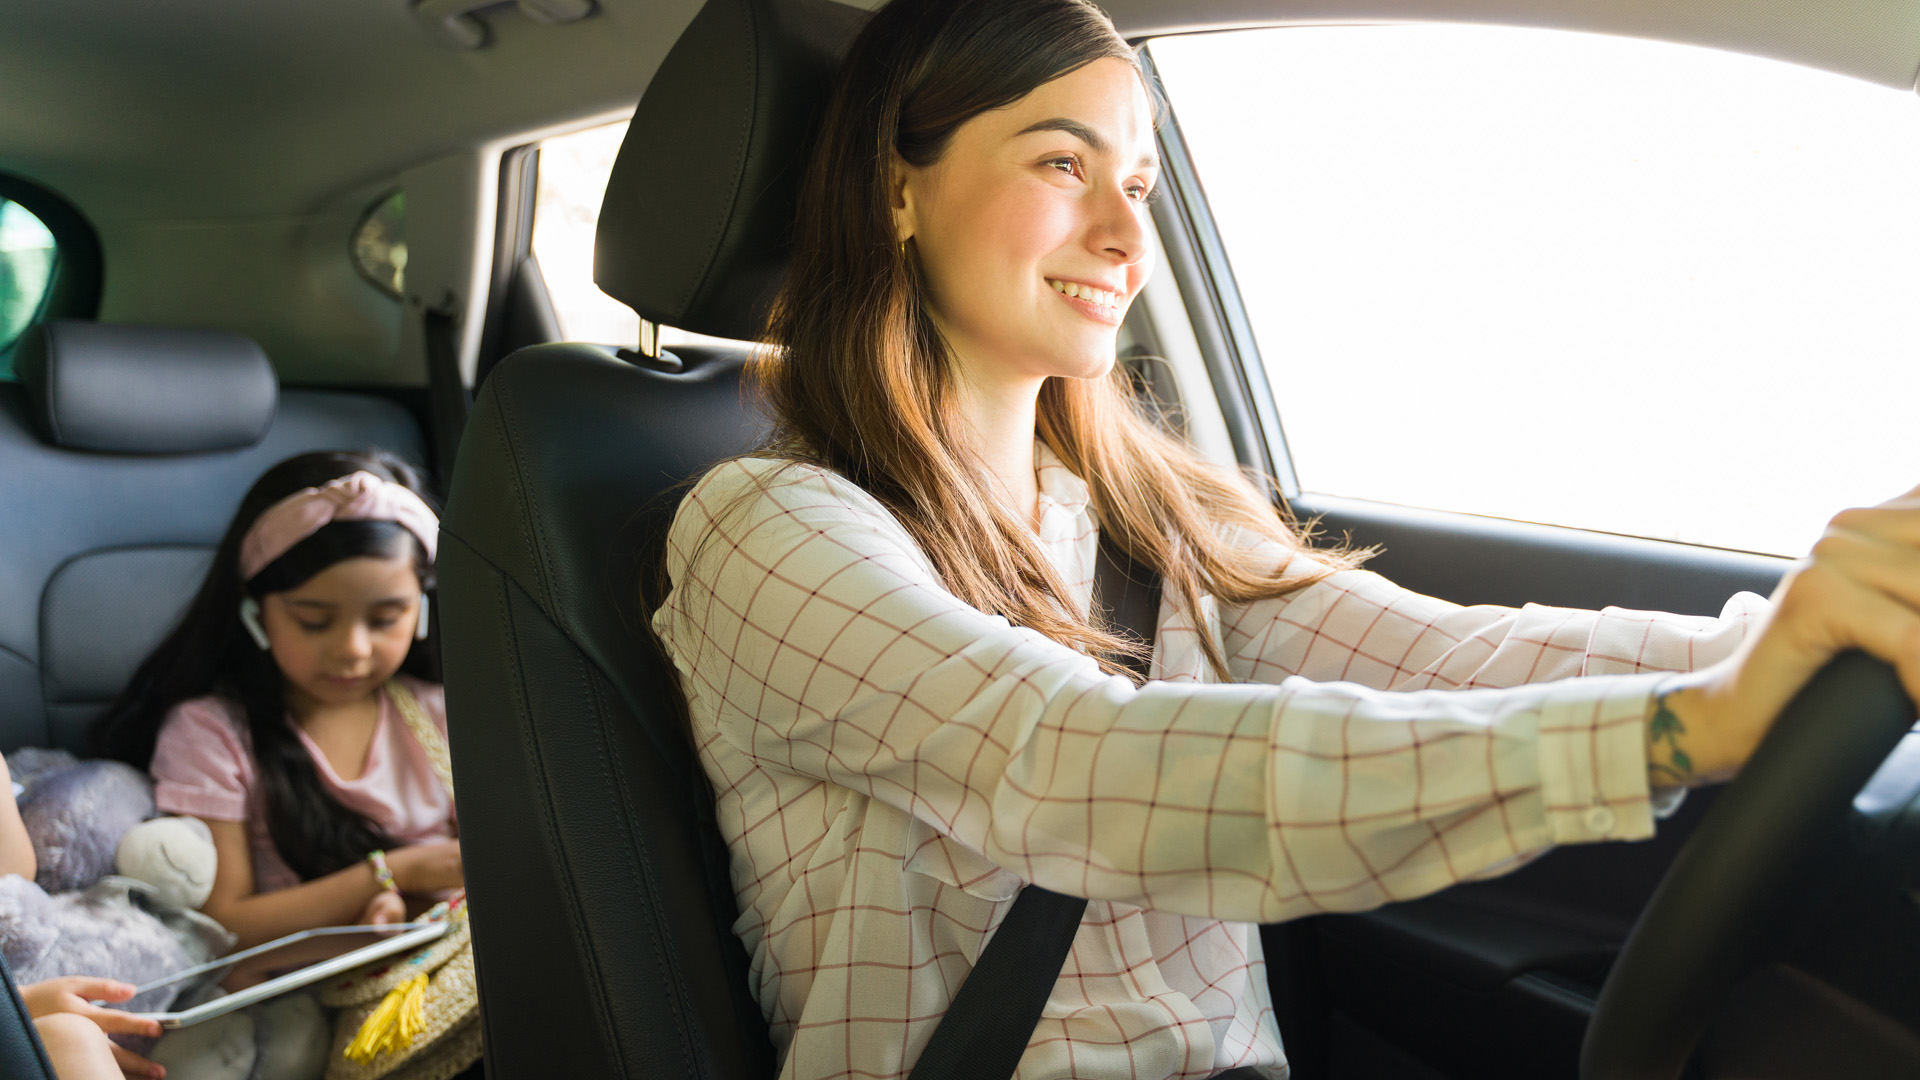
[756,0,1359,679]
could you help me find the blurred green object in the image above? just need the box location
[0,200,57,376]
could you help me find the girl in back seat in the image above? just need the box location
[92,450,462,950]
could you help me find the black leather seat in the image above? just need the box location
[0,320,426,754]
[435,0,866,1076]
[1,952,53,1080]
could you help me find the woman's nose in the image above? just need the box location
[1096,186,1148,265]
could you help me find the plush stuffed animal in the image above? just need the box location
[117,815,219,910]
[4,748,332,1080]
[0,875,206,1013]
[9,748,154,893]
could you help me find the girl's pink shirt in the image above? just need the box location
[147,675,457,895]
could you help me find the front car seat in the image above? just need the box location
[435,1,867,1077]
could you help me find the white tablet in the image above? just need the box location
[125,919,451,1029]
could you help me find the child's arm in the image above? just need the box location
[0,756,35,880]
[197,818,463,949]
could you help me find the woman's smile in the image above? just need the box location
[1046,276,1125,325]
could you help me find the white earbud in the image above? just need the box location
[416,594,431,640]
[238,597,271,651]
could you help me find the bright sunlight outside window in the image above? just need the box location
[1150,26,1920,558]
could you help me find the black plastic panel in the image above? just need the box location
[1291,494,1787,618]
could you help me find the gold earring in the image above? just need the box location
[899,239,907,257]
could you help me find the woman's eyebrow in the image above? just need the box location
[284,598,338,610]
[1015,117,1159,170]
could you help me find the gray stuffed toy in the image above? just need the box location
[9,748,155,893]
[0,874,221,1013]
[3,747,332,1080]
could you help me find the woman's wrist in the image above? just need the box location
[1647,665,1751,786]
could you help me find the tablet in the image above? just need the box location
[125,919,451,1029]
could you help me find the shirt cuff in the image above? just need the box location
[154,780,247,821]
[1534,672,1666,844]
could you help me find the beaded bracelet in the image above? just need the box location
[367,849,399,893]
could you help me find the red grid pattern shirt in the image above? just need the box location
[654,448,1767,1080]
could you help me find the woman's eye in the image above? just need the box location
[370,618,400,631]
[1045,156,1081,178]
[296,620,329,633]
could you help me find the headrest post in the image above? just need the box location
[638,319,660,360]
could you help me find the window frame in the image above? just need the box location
[0,172,103,365]
[1136,46,1300,500]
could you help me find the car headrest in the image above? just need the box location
[15,321,277,454]
[594,0,868,342]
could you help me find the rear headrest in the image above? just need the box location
[15,321,277,454]
[594,0,867,342]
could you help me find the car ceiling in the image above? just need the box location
[0,0,713,223]
[3,0,1915,226]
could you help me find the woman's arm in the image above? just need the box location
[0,756,34,880]
[662,461,1693,924]
[1212,536,1764,695]
[198,819,463,949]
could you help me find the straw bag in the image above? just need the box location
[318,681,481,1080]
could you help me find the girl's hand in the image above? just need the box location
[388,839,463,893]
[21,977,166,1076]
[358,888,407,925]
[1657,483,1920,782]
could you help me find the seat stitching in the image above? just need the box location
[485,553,630,1074]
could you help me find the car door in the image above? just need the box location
[1133,22,1920,1080]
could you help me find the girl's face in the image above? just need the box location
[258,554,423,712]
[895,56,1159,392]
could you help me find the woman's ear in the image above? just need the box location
[890,154,919,245]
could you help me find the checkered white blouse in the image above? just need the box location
[654,446,1767,1080]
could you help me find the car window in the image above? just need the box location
[531,118,750,350]
[1150,25,1920,557]
[351,189,406,300]
[0,198,59,365]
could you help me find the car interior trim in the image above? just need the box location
[1140,54,1291,494]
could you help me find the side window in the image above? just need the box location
[0,199,58,358]
[352,190,407,300]
[530,118,749,350]
[1150,26,1920,558]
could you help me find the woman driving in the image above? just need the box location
[649,0,1920,1076]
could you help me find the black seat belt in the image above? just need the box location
[907,535,1160,1080]
[423,304,470,491]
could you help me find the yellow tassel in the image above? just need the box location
[344,974,429,1063]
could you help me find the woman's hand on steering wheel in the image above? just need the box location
[1662,481,1920,784]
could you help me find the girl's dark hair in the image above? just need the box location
[92,450,440,882]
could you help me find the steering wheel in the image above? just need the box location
[1580,651,1917,1079]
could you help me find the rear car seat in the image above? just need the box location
[0,320,426,754]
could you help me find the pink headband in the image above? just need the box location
[238,471,439,581]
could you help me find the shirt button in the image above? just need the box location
[1585,805,1617,835]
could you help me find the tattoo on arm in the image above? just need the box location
[1648,682,1695,786]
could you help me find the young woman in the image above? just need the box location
[650,0,1920,1076]
[94,451,462,951]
